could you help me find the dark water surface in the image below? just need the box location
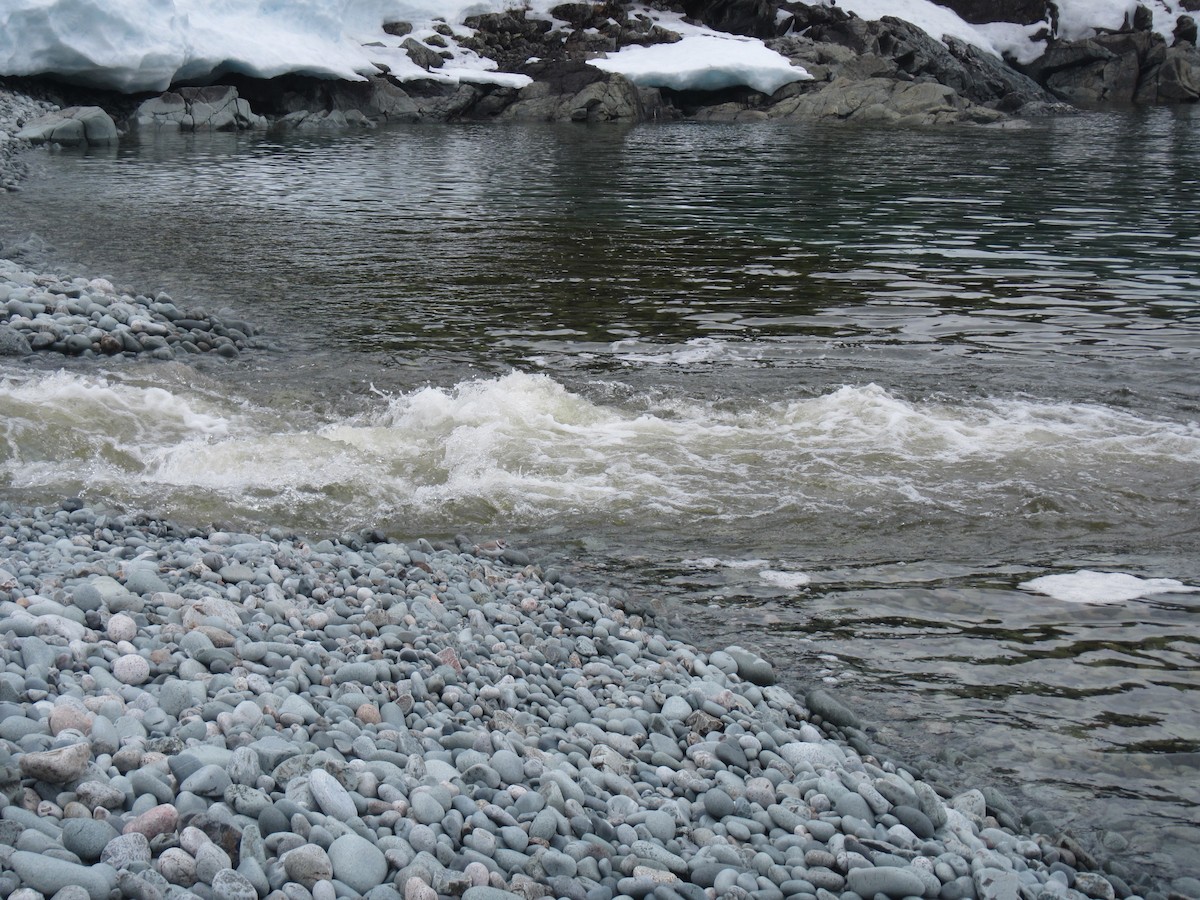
[2,109,1199,890]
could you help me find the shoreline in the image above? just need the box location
[0,497,1147,900]
[2,79,1196,900]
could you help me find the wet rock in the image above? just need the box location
[498,60,667,122]
[136,86,266,131]
[16,106,118,146]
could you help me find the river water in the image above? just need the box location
[2,109,1198,891]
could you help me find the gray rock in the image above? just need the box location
[62,818,120,863]
[0,324,32,356]
[724,645,776,686]
[282,844,333,887]
[328,834,388,894]
[18,741,91,782]
[309,769,357,820]
[16,106,118,146]
[180,764,232,797]
[846,866,927,898]
[101,832,152,870]
[124,563,170,595]
[211,869,258,900]
[805,689,862,730]
[9,851,116,900]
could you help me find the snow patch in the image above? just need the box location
[588,33,811,94]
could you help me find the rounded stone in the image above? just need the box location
[846,866,927,898]
[211,869,258,900]
[101,832,152,870]
[328,833,388,894]
[62,818,120,863]
[283,844,333,887]
[106,613,138,642]
[309,768,357,820]
[113,654,151,685]
[18,741,91,783]
[123,803,179,840]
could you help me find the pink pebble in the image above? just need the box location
[124,803,179,840]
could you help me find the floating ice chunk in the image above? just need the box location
[760,570,812,589]
[588,33,810,95]
[683,557,772,570]
[1019,570,1200,604]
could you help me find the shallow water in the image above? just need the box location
[2,108,1199,889]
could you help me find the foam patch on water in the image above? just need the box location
[1019,570,1200,604]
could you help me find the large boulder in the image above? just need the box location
[16,105,118,146]
[1135,43,1200,102]
[136,86,266,131]
[1018,29,1168,103]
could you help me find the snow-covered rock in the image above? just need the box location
[830,0,1189,64]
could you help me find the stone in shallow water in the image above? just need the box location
[805,688,861,730]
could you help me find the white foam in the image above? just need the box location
[1019,570,1200,604]
[3,369,1196,532]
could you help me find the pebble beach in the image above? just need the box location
[0,497,1138,900]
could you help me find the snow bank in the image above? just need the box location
[0,0,1188,95]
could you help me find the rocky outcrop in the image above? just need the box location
[496,60,671,122]
[684,0,785,39]
[930,0,1049,26]
[781,7,1060,111]
[15,105,117,145]
[770,77,1005,124]
[1017,22,1200,104]
[135,86,265,131]
[674,3,1064,126]
[13,0,1193,140]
